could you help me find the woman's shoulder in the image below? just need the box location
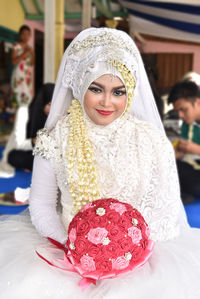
[38,114,69,137]
[33,114,69,159]
[33,127,56,159]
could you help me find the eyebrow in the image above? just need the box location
[90,81,125,89]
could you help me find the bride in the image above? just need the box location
[0,27,200,299]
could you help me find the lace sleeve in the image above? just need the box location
[146,128,182,241]
[33,128,58,160]
[33,116,68,161]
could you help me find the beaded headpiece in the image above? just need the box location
[62,28,137,107]
[46,27,163,131]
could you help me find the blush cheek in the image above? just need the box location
[117,97,127,114]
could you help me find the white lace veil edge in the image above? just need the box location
[45,47,73,130]
[131,53,164,132]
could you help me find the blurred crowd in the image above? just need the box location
[166,72,200,204]
[0,25,54,177]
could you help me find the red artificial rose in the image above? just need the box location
[95,259,112,272]
[76,220,90,236]
[123,210,137,219]
[102,241,122,259]
[75,236,89,254]
[90,215,105,227]
[81,207,95,219]
[106,210,120,224]
[87,244,102,260]
[70,215,80,228]
[94,198,112,208]
[118,216,132,230]
[109,224,123,240]
[118,236,132,251]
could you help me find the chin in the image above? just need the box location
[91,117,114,126]
[95,120,113,126]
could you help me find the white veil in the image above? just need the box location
[44,27,189,229]
[45,27,164,132]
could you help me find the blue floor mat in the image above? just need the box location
[184,198,200,228]
[0,203,28,214]
[0,146,31,214]
[0,170,32,193]
[0,146,32,193]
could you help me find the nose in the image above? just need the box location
[99,92,111,108]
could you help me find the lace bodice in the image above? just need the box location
[33,114,181,242]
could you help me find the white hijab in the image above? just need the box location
[45,27,164,132]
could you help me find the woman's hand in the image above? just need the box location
[177,139,200,155]
[12,46,34,65]
[174,147,185,160]
[23,47,32,58]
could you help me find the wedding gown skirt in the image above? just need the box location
[0,211,200,299]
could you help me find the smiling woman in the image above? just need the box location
[0,28,200,299]
[84,74,127,125]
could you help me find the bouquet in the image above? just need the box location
[37,198,154,290]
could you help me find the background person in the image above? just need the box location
[7,83,54,172]
[168,80,200,203]
[0,25,34,177]
[11,25,34,107]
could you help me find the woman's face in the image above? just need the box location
[19,29,31,43]
[84,74,127,125]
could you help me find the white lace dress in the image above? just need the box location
[0,114,200,299]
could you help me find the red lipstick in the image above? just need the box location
[96,109,113,115]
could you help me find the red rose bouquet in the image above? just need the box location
[37,198,154,290]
